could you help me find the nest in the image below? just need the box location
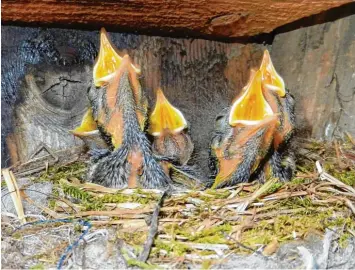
[1,138,355,268]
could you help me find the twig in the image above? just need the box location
[316,161,355,194]
[341,197,355,215]
[20,190,61,219]
[138,191,167,262]
[1,169,26,224]
[224,233,257,253]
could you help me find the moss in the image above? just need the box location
[334,170,355,186]
[290,177,311,185]
[339,233,351,248]
[29,264,45,270]
[204,189,231,199]
[60,181,92,202]
[177,223,232,243]
[121,248,161,269]
[238,207,353,252]
[118,231,147,246]
[124,258,159,269]
[12,232,22,240]
[153,239,192,256]
[34,161,86,183]
[98,192,156,205]
[201,260,213,269]
[266,181,283,194]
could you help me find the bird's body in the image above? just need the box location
[210,70,279,188]
[259,50,296,181]
[210,107,278,188]
[149,88,194,165]
[87,68,171,189]
[148,88,204,189]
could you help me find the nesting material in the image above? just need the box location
[1,138,354,268]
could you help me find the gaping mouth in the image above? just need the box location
[260,50,286,97]
[70,108,98,136]
[229,69,274,126]
[148,88,187,136]
[93,28,140,87]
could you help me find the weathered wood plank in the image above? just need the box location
[1,26,265,169]
[1,0,352,39]
[2,13,355,170]
[272,14,355,139]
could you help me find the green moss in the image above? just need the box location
[291,177,311,185]
[29,263,45,270]
[204,189,231,199]
[98,192,156,205]
[153,239,192,256]
[118,231,147,246]
[201,260,213,269]
[334,170,355,186]
[12,232,22,240]
[34,161,86,183]
[60,182,92,202]
[121,249,161,269]
[266,181,283,194]
[124,258,159,269]
[339,233,351,248]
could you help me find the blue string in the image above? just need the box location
[57,220,92,270]
[11,218,72,235]
[11,218,92,270]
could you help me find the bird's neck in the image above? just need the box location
[118,72,144,143]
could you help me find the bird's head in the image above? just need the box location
[229,69,274,126]
[260,50,285,97]
[70,108,97,136]
[148,88,188,137]
[93,28,140,87]
[70,108,109,149]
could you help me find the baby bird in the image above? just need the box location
[87,58,171,189]
[260,50,295,150]
[70,108,111,150]
[71,28,147,151]
[148,88,193,165]
[148,88,204,189]
[91,28,148,149]
[258,50,296,181]
[210,70,279,188]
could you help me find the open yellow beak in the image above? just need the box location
[229,70,274,126]
[260,50,285,97]
[148,88,187,136]
[70,108,98,136]
[93,28,140,87]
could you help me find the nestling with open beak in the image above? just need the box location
[257,50,296,181]
[87,59,171,189]
[72,28,170,189]
[72,28,147,151]
[148,88,205,189]
[210,70,279,188]
[149,88,193,165]
[70,108,111,150]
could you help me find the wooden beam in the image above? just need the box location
[1,0,352,39]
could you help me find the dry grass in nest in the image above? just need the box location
[1,137,355,268]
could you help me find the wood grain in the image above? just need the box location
[2,14,355,170]
[1,0,352,39]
